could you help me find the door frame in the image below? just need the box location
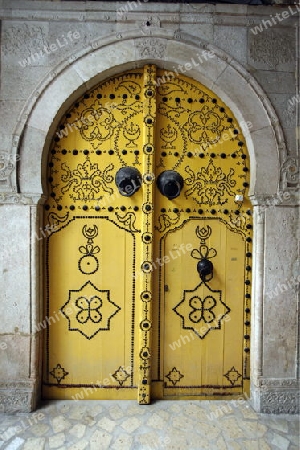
[17,32,284,411]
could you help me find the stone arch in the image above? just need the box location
[17,31,284,199]
[15,31,286,409]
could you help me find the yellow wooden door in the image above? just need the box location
[151,72,252,399]
[43,66,252,402]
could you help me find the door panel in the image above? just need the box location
[161,220,245,396]
[43,65,252,402]
[152,71,252,398]
[43,68,147,400]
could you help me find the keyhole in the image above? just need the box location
[146,21,151,26]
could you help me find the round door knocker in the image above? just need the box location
[197,258,214,282]
[156,170,184,200]
[115,167,142,197]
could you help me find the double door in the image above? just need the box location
[43,65,252,402]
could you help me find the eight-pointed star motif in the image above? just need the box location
[61,280,121,339]
[173,281,230,339]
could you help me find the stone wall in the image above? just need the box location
[0,0,299,413]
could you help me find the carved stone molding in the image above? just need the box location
[0,387,33,413]
[260,378,299,388]
[250,190,299,208]
[0,380,36,412]
[135,38,167,58]
[0,193,41,205]
[0,153,15,192]
[249,29,295,69]
[260,389,299,414]
[2,24,48,58]
[281,156,299,187]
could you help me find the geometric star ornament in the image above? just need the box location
[112,366,131,386]
[50,363,69,384]
[61,280,121,339]
[173,281,230,339]
[165,367,184,386]
[224,366,242,386]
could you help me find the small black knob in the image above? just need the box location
[156,170,184,200]
[115,167,142,197]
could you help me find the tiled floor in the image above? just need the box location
[0,400,299,449]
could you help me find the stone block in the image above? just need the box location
[263,206,299,378]
[165,40,227,90]
[73,40,136,87]
[0,335,31,380]
[28,67,84,133]
[212,63,270,133]
[214,26,247,64]
[0,205,31,334]
[253,71,295,95]
[249,127,280,196]
[19,126,46,194]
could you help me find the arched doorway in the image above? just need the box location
[42,65,252,403]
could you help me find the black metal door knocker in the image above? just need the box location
[157,170,184,200]
[115,167,142,197]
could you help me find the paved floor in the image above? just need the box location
[0,400,299,449]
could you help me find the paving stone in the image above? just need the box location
[258,439,271,450]
[89,404,103,418]
[97,417,116,432]
[90,430,112,450]
[224,442,242,450]
[23,437,46,450]
[240,440,260,450]
[270,432,290,450]
[265,418,289,433]
[168,404,181,413]
[135,432,166,449]
[164,430,189,450]
[120,417,141,433]
[51,416,71,433]
[219,417,245,439]
[49,433,66,449]
[68,424,86,439]
[0,400,297,450]
[67,441,89,450]
[146,412,167,430]
[58,404,70,414]
[30,423,51,437]
[82,415,96,427]
[155,409,169,421]
[0,426,21,441]
[194,421,221,439]
[213,436,227,450]
[289,434,300,445]
[111,432,133,450]
[126,404,144,416]
[171,414,195,431]
[68,406,87,421]
[240,405,260,420]
[4,437,25,450]
[240,420,267,438]
[108,404,124,420]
